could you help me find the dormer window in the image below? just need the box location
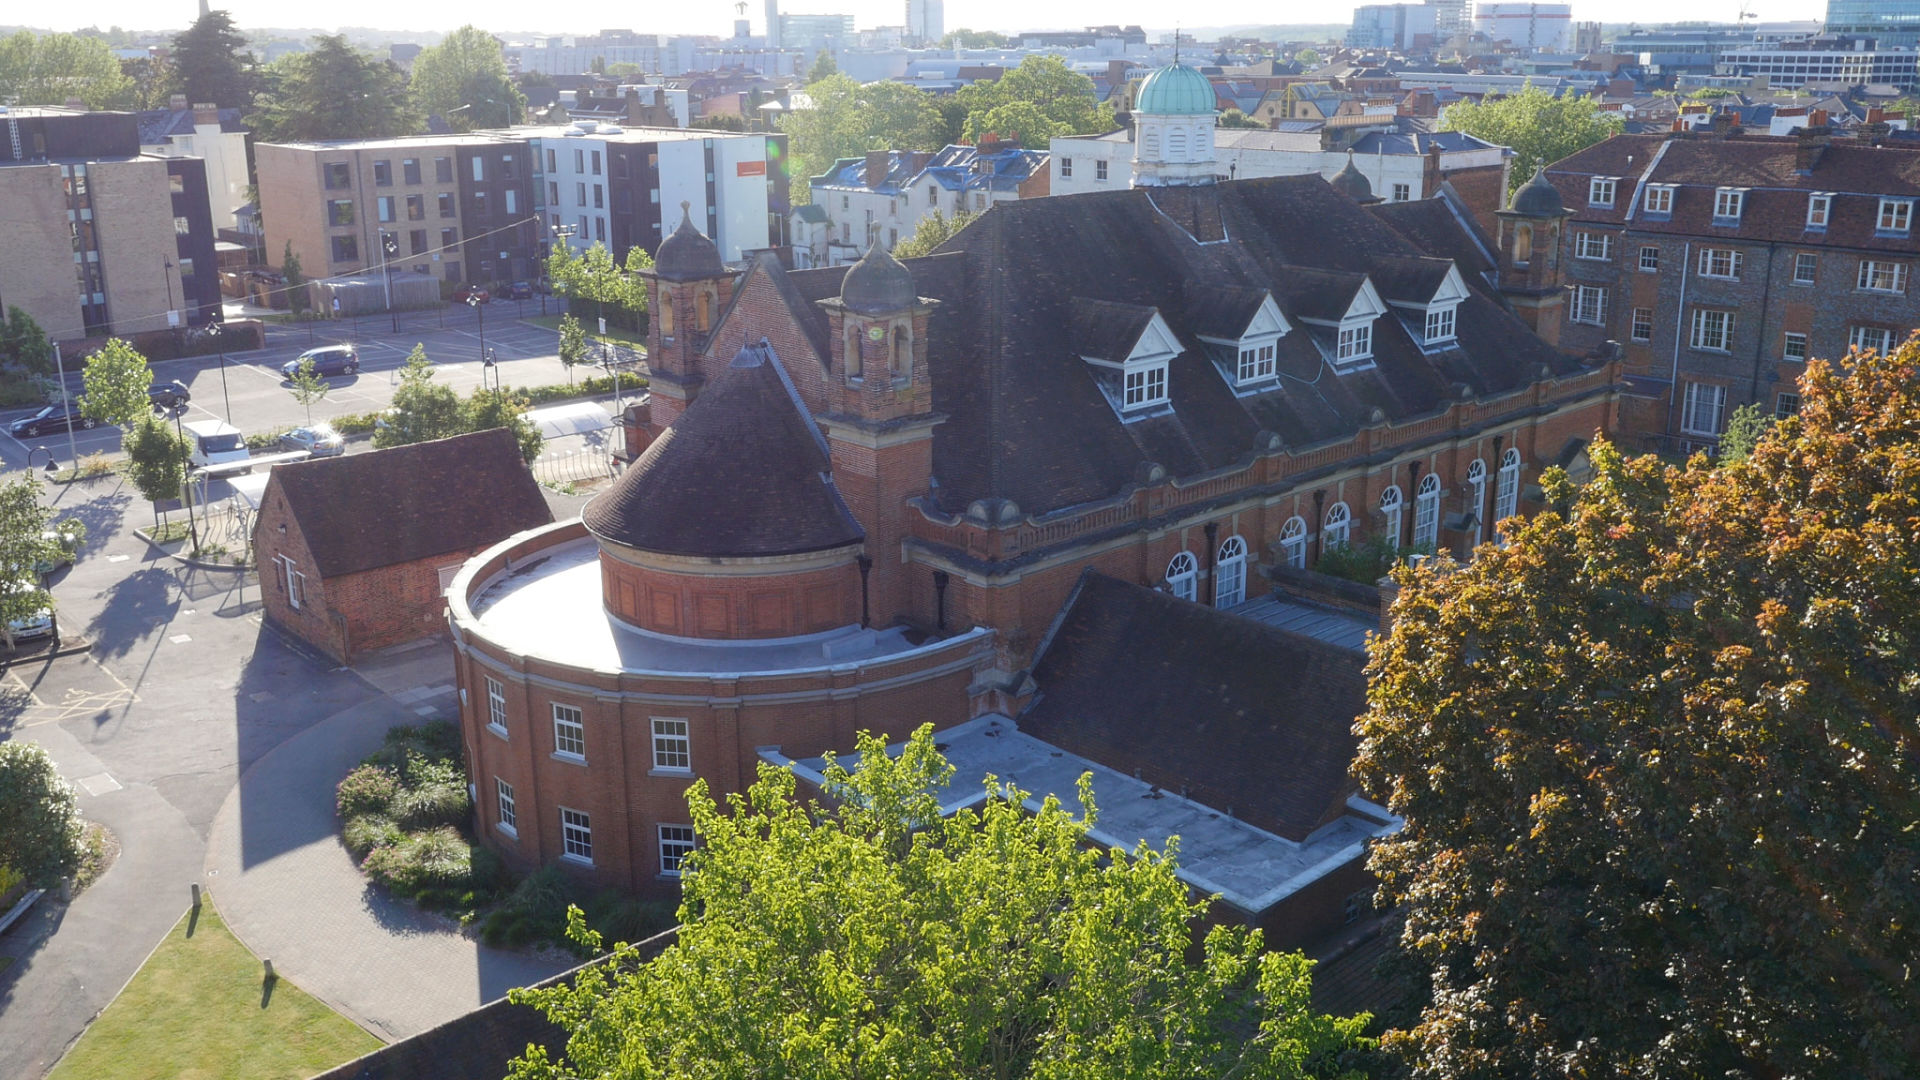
[1337,323,1371,363]
[1643,184,1674,215]
[1076,300,1180,419]
[1713,188,1745,222]
[1588,177,1616,207]
[1123,363,1168,409]
[1878,198,1913,235]
[1807,193,1832,230]
[1424,304,1456,345]
[1197,290,1289,392]
[1236,342,1276,383]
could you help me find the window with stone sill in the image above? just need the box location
[1571,285,1608,326]
[1631,307,1653,342]
[652,718,691,771]
[1697,248,1742,280]
[552,702,586,759]
[1575,232,1613,261]
[1639,246,1659,272]
[1494,449,1521,539]
[659,824,696,876]
[561,807,592,864]
[1856,259,1909,294]
[486,676,507,736]
[1690,309,1733,352]
[495,777,516,835]
[1793,252,1817,284]
[1783,332,1807,362]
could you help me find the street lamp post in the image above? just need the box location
[210,324,231,423]
[25,447,58,477]
[482,348,500,392]
[468,293,487,374]
[52,342,77,472]
[383,232,400,333]
[161,257,177,331]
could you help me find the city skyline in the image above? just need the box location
[21,0,1826,38]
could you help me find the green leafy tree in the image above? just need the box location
[78,338,153,429]
[120,53,174,110]
[374,346,464,449]
[1354,338,1920,1078]
[507,725,1368,1080]
[556,313,588,384]
[1715,401,1770,464]
[0,476,68,650]
[410,25,524,131]
[248,35,418,143]
[1,307,55,376]
[547,242,650,333]
[940,28,1011,48]
[1295,48,1321,66]
[465,387,543,463]
[892,207,973,258]
[807,49,837,82]
[955,55,1113,142]
[281,241,310,315]
[780,74,947,185]
[166,10,256,109]
[0,742,83,884]
[0,30,134,108]
[690,113,746,131]
[123,413,191,518]
[286,358,330,425]
[1440,83,1622,194]
[1220,107,1265,128]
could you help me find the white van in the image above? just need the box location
[184,419,252,470]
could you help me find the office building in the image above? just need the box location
[1716,36,1919,91]
[1473,3,1575,53]
[1348,3,1439,51]
[906,0,944,44]
[1826,0,1920,49]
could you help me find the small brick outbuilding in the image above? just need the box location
[252,428,553,664]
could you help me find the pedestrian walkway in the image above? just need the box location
[203,691,570,1042]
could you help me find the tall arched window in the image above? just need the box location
[1280,516,1308,569]
[1465,459,1487,549]
[1165,550,1197,602]
[1514,224,1533,266]
[891,325,909,376]
[1214,535,1247,608]
[1495,448,1522,540]
[1323,501,1351,550]
[1379,485,1403,549]
[696,290,713,331]
[844,323,863,379]
[658,295,674,336]
[1413,474,1441,551]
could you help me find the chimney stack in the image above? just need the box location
[193,102,220,127]
[1421,141,1442,199]
[864,149,890,189]
[169,93,188,111]
[1795,124,1831,174]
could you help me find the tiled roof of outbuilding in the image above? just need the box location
[1019,571,1369,843]
[583,341,863,558]
[266,428,551,579]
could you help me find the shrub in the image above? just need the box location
[360,721,462,772]
[336,764,400,819]
[1311,534,1432,586]
[582,888,677,948]
[396,755,471,829]
[330,411,381,434]
[344,814,404,859]
[0,742,83,883]
[362,826,472,898]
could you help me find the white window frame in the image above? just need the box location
[1697,248,1743,280]
[1412,474,1441,551]
[1424,304,1456,345]
[1571,285,1608,326]
[1850,325,1895,356]
[1588,177,1616,208]
[1165,550,1197,601]
[651,717,691,773]
[1806,193,1831,230]
[1630,307,1653,343]
[279,555,305,611]
[1095,159,1108,181]
[495,777,517,837]
[1336,322,1372,364]
[1878,198,1912,235]
[1494,449,1521,540]
[1574,232,1613,261]
[1379,485,1403,547]
[1235,341,1277,383]
[659,824,696,876]
[1792,252,1817,285]
[1122,362,1169,410]
[1323,502,1351,550]
[1392,182,1411,202]
[1689,309,1733,352]
[1681,382,1727,437]
[1060,157,1072,177]
[552,702,586,761]
[560,807,592,864]
[1775,392,1801,419]
[1214,535,1247,608]
[1857,259,1909,294]
[1713,188,1745,221]
[1464,459,1487,548]
[1280,517,1307,569]
[1783,332,1808,362]
[1643,185,1673,214]
[485,676,507,738]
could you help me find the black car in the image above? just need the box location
[282,344,360,379]
[9,403,96,438]
[149,380,191,410]
[505,281,534,300]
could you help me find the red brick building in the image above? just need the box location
[254,428,551,663]
[449,138,1619,922]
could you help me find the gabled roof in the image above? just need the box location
[583,341,863,558]
[1019,572,1369,843]
[134,106,247,144]
[265,428,550,579]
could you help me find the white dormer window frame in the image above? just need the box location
[1200,293,1290,390]
[1589,176,1617,208]
[1384,265,1468,351]
[1713,187,1746,222]
[1336,322,1372,364]
[1084,309,1180,418]
[1236,340,1277,383]
[1878,198,1913,236]
[1299,278,1386,372]
[1806,192,1832,230]
[1643,184,1674,215]
[1123,363,1169,409]
[1424,303,1457,345]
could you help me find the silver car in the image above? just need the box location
[5,579,53,641]
[279,425,346,458]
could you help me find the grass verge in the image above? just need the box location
[521,313,647,348]
[47,898,381,1080]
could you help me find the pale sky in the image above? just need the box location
[32,0,1828,38]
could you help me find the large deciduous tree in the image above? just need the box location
[0,30,133,109]
[778,73,945,184]
[892,207,973,258]
[123,413,191,519]
[247,35,416,143]
[1355,336,1920,1078]
[1439,83,1621,195]
[78,338,154,430]
[0,307,55,376]
[955,55,1113,143]
[507,725,1368,1080]
[374,346,463,449]
[167,10,256,110]
[410,25,524,131]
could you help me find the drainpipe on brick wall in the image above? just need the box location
[1203,522,1219,607]
[857,555,873,628]
[1747,243,1779,411]
[1666,241,1692,445]
[332,609,352,665]
[932,570,949,633]
[1311,488,1326,564]
[1405,460,1422,547]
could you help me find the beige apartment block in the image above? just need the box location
[89,157,181,336]
[0,156,177,341]
[0,163,83,341]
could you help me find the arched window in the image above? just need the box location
[1379,485,1403,549]
[696,290,713,331]
[844,323,863,379]
[1465,459,1487,549]
[1323,501,1351,550]
[1514,224,1533,266]
[1280,516,1308,569]
[891,325,910,376]
[1166,550,1197,602]
[658,295,674,336]
[1214,535,1247,608]
[1495,448,1522,540]
[1413,474,1441,551]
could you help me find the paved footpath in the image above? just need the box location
[204,691,570,1041]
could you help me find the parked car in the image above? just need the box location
[278,425,345,458]
[454,284,491,304]
[184,418,251,471]
[8,403,96,439]
[282,344,359,379]
[148,380,191,410]
[504,281,534,300]
[4,579,53,642]
[35,521,82,575]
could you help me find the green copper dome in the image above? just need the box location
[1135,62,1218,116]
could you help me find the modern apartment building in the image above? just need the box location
[1546,125,1920,452]
[1826,0,1920,49]
[136,96,251,232]
[256,134,541,291]
[0,106,220,342]
[1716,36,1920,92]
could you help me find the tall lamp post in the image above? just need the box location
[482,349,500,392]
[52,342,78,472]
[468,293,487,376]
[382,232,400,333]
[210,324,231,423]
[161,257,177,330]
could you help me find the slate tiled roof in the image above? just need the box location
[1018,571,1369,843]
[1369,196,1501,287]
[268,428,551,579]
[1547,132,1920,252]
[584,341,863,558]
[767,175,1580,519]
[134,106,247,144]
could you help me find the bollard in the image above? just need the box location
[263,958,275,981]
[191,882,201,908]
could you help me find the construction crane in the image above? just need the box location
[1736,3,1757,31]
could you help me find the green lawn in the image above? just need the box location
[48,899,381,1080]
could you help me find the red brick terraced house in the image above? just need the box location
[1544,123,1920,454]
[447,62,1620,920]
[255,429,552,664]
